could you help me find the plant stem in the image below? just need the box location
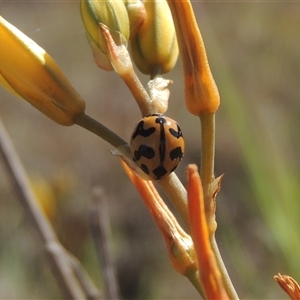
[158,173,189,229]
[99,24,152,117]
[75,113,127,148]
[66,254,102,300]
[121,68,153,116]
[199,113,218,233]
[199,113,215,187]
[0,119,96,299]
[199,113,239,299]
[74,113,138,171]
[211,236,240,300]
[90,188,121,300]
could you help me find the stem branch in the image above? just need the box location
[211,236,240,300]
[90,188,120,300]
[199,113,239,299]
[75,113,127,148]
[158,173,189,229]
[0,119,100,300]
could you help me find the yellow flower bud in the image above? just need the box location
[130,0,179,76]
[0,16,86,126]
[0,73,20,98]
[80,0,130,71]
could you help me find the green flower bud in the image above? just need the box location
[80,0,130,70]
[130,0,179,76]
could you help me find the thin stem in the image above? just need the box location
[199,113,218,233]
[0,119,87,299]
[211,236,240,300]
[158,172,189,229]
[90,188,121,300]
[199,113,239,299]
[75,113,127,148]
[121,68,153,116]
[74,113,138,172]
[67,254,102,300]
[99,24,152,117]
[186,270,204,297]
[199,113,215,187]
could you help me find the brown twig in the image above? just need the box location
[90,187,121,300]
[67,254,103,300]
[0,119,100,300]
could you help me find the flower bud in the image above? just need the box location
[167,1,220,115]
[80,0,130,70]
[0,73,20,98]
[123,0,146,38]
[130,0,179,76]
[0,16,86,126]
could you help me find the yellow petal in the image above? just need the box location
[0,72,21,98]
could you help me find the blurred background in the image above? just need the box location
[1,1,300,299]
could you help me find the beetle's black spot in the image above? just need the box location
[132,121,155,139]
[170,147,184,160]
[169,124,183,139]
[140,164,150,175]
[134,145,155,161]
[152,165,168,180]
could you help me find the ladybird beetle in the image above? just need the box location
[130,114,184,180]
